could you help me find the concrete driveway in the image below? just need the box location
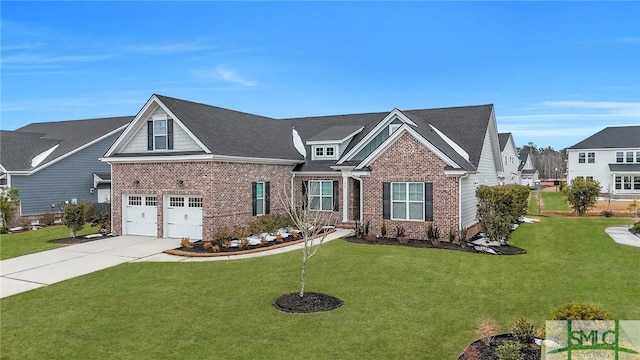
[0,236,176,299]
[0,229,353,299]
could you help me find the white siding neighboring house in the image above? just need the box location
[498,133,521,184]
[518,153,539,188]
[566,126,640,197]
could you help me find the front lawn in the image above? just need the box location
[0,225,99,260]
[1,217,638,359]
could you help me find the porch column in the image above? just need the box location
[342,172,349,222]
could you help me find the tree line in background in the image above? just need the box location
[519,142,567,180]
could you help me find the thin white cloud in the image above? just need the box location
[192,66,258,87]
[124,41,217,55]
[1,53,111,65]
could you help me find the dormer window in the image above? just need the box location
[312,145,338,160]
[147,117,174,151]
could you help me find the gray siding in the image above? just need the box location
[122,108,202,153]
[12,133,120,215]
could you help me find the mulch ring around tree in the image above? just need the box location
[343,236,527,255]
[273,292,343,313]
[459,334,541,360]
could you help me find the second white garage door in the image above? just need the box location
[165,195,203,240]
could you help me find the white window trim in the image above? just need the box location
[308,180,333,211]
[152,116,168,151]
[312,145,338,160]
[389,123,401,135]
[391,182,425,221]
[256,181,266,216]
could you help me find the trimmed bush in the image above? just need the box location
[476,184,530,243]
[496,340,522,360]
[511,317,535,343]
[549,303,613,320]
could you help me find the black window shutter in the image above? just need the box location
[332,180,339,211]
[167,119,174,150]
[147,121,153,150]
[251,182,257,216]
[382,182,390,219]
[301,181,308,210]
[425,182,433,221]
[265,182,270,214]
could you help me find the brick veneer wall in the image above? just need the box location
[362,132,461,239]
[112,161,293,240]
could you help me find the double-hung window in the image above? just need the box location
[616,152,624,163]
[252,181,270,216]
[147,117,173,151]
[391,182,424,221]
[587,152,595,164]
[154,119,167,150]
[627,152,634,163]
[308,180,333,211]
[578,153,586,164]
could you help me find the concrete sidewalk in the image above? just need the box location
[605,226,640,247]
[0,228,353,299]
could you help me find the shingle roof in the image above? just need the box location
[155,95,302,160]
[609,164,640,172]
[518,153,529,171]
[569,126,640,149]
[307,125,363,142]
[149,95,494,172]
[498,133,511,151]
[1,116,132,172]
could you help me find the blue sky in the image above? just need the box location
[1,1,639,150]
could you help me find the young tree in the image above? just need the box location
[564,177,601,216]
[279,183,339,297]
[63,202,86,238]
[0,188,20,228]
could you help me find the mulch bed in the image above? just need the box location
[48,234,110,245]
[343,235,527,255]
[459,334,541,360]
[273,292,343,313]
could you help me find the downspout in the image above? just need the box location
[458,171,469,230]
[352,174,364,222]
[290,172,296,209]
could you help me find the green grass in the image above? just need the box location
[528,191,571,215]
[1,217,639,359]
[0,225,99,260]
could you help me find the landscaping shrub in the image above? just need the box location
[549,303,613,320]
[247,213,294,234]
[0,226,7,234]
[633,222,640,234]
[476,185,530,243]
[600,209,614,217]
[40,212,56,226]
[462,345,480,360]
[496,341,522,360]
[511,317,535,343]
[476,320,500,346]
[564,177,601,216]
[0,187,19,227]
[62,202,85,238]
[213,226,233,241]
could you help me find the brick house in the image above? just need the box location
[102,94,503,240]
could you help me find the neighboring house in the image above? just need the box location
[498,133,521,184]
[102,94,504,241]
[0,116,132,222]
[566,125,640,197]
[518,153,539,189]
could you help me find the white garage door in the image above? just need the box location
[165,196,203,240]
[124,195,158,237]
